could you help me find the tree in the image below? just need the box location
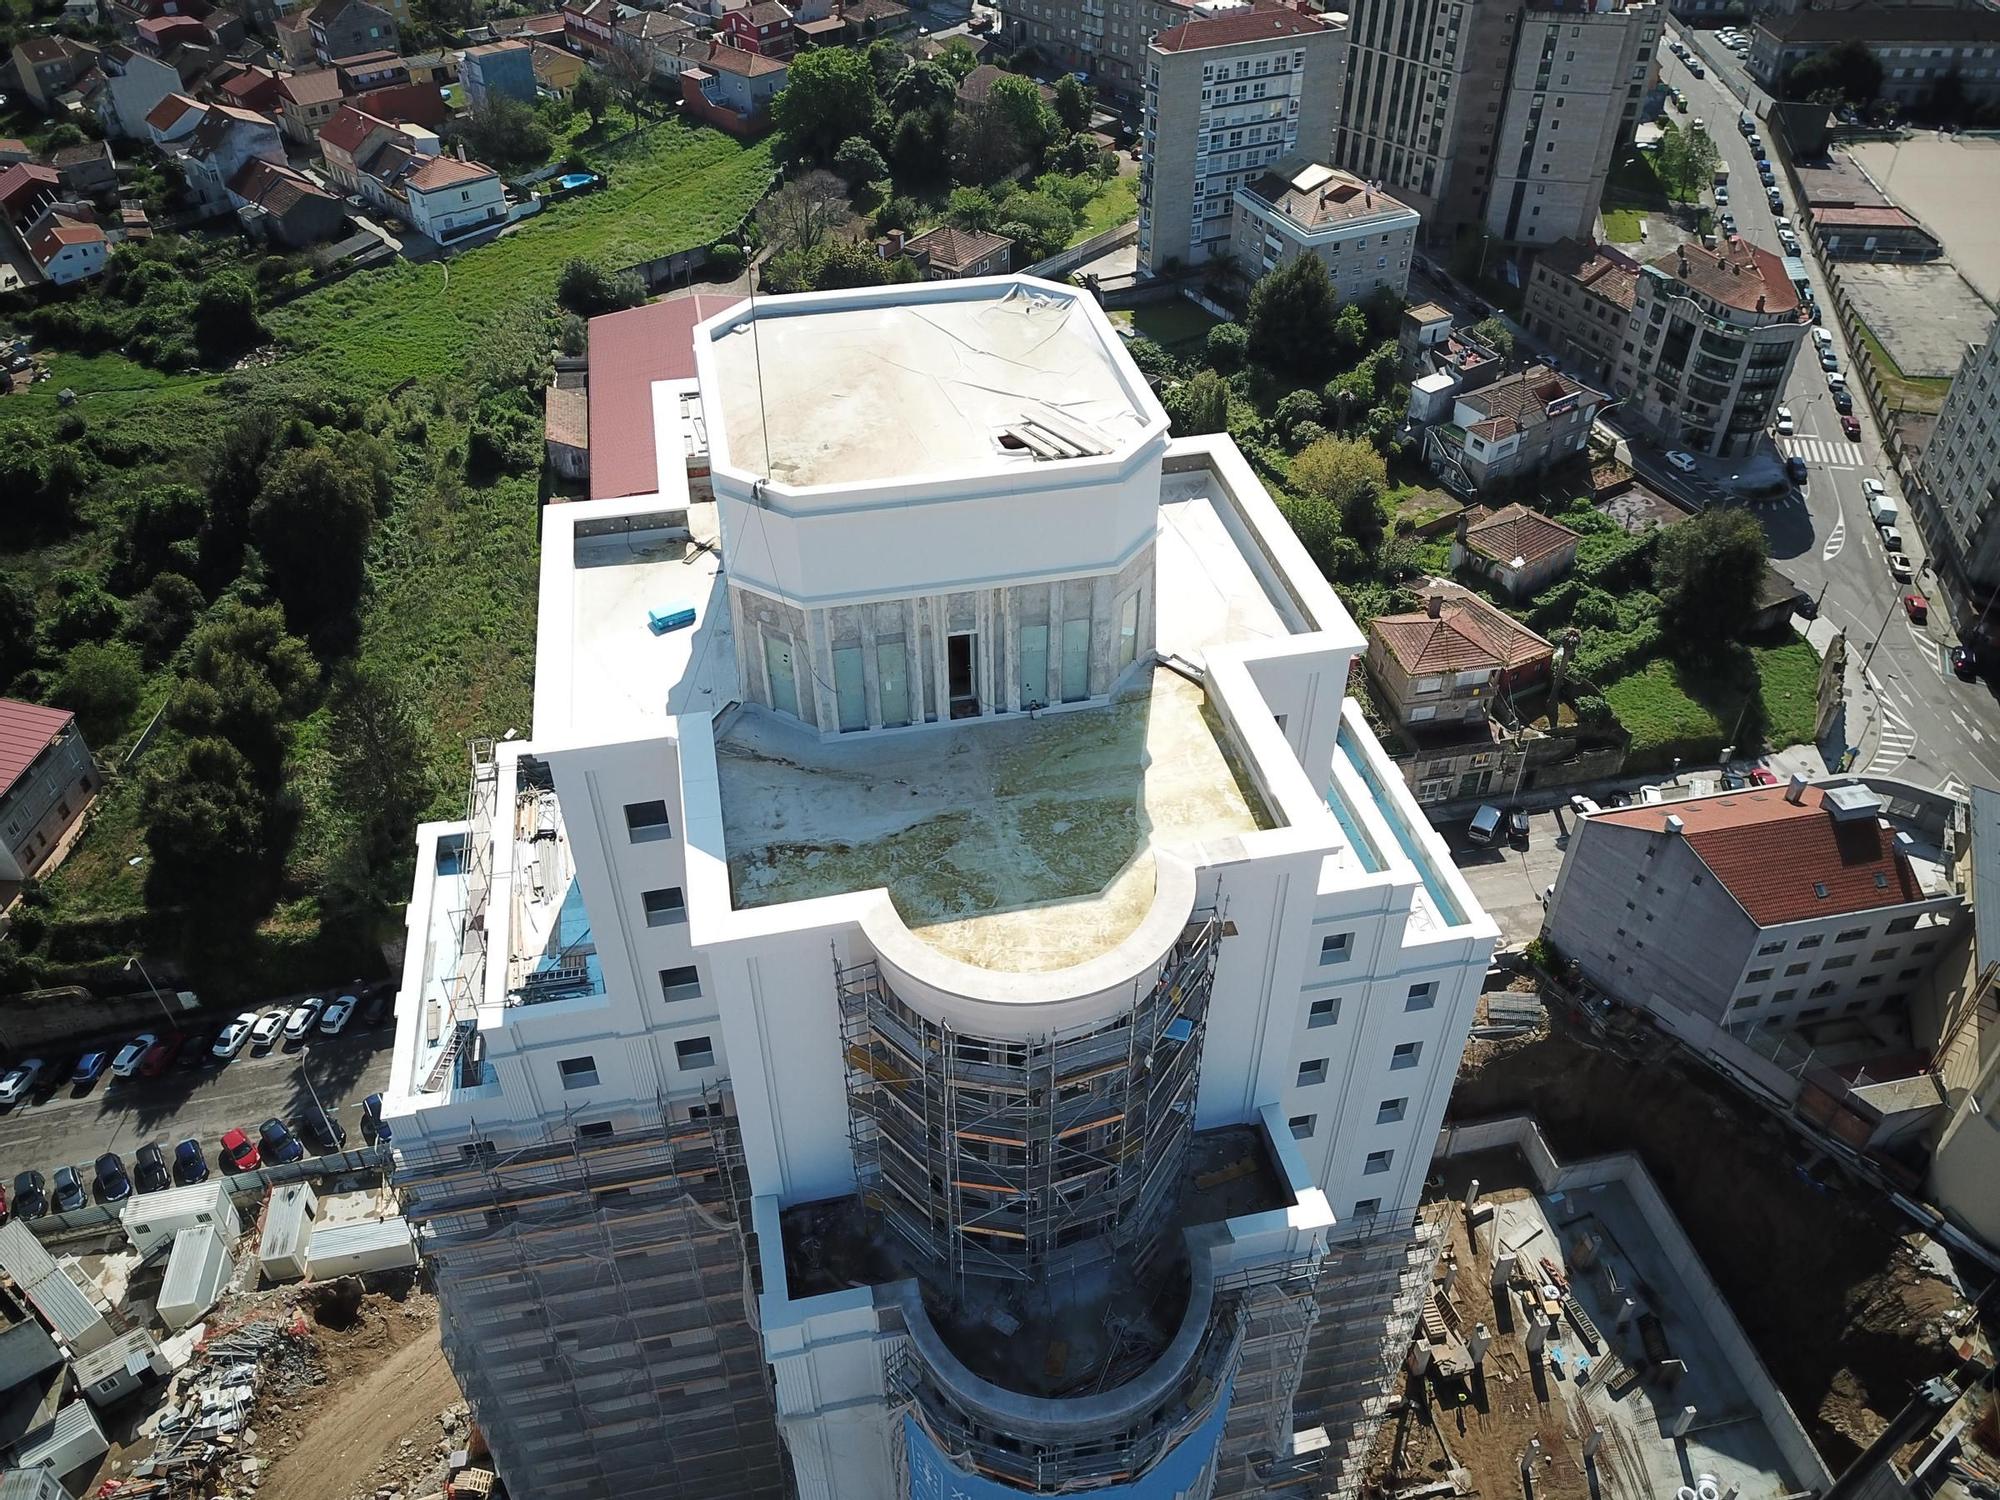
[455,94,551,170]
[991,189,1076,260]
[1164,370,1230,436]
[1278,492,1343,578]
[935,38,982,81]
[193,272,265,363]
[756,169,851,257]
[987,73,1055,159]
[1653,120,1721,203]
[1785,40,1883,106]
[141,737,275,913]
[1332,303,1369,360]
[557,256,646,315]
[121,483,209,589]
[126,572,206,666]
[572,67,614,125]
[166,601,318,780]
[1656,506,1769,647]
[1291,435,1388,516]
[1053,73,1093,133]
[950,99,1025,182]
[321,664,432,916]
[833,134,889,188]
[889,59,956,114]
[251,445,378,650]
[47,570,121,650]
[1471,315,1516,357]
[1273,390,1324,448]
[1245,255,1338,377]
[772,47,879,162]
[946,185,1000,232]
[53,641,144,746]
[708,240,747,279]
[888,103,953,179]
[1204,321,1248,372]
[0,576,36,691]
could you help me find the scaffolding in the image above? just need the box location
[394,1084,784,1500]
[423,737,499,1094]
[836,917,1220,1288]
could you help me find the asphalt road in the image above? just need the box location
[0,1017,394,1193]
[1648,24,2000,796]
[1450,808,1576,947]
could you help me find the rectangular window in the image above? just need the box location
[1757,940,1786,955]
[1870,948,1897,963]
[1835,928,1869,944]
[1061,619,1091,702]
[1406,982,1436,1010]
[1377,1096,1408,1124]
[1364,1149,1393,1174]
[578,1121,614,1140]
[1353,1197,1381,1218]
[659,966,701,1002]
[1319,933,1352,965]
[1019,624,1049,707]
[675,1036,716,1071]
[1785,962,1809,976]
[1308,996,1340,1028]
[1886,914,1919,934]
[833,645,867,732]
[1297,1058,1328,1086]
[1289,1114,1316,1139]
[1796,935,1823,949]
[1391,1041,1421,1069]
[1821,955,1855,970]
[1118,591,1139,670]
[876,638,910,727]
[1746,968,1773,982]
[642,888,686,927]
[624,800,672,842]
[558,1056,599,1090]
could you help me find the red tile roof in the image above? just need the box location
[318,103,391,154]
[1153,4,1323,52]
[587,293,740,501]
[1459,503,1580,570]
[1655,239,1799,316]
[1812,205,1925,230]
[1592,786,1926,926]
[404,153,493,191]
[229,155,334,215]
[278,66,342,104]
[0,699,76,793]
[30,216,105,265]
[702,39,786,75]
[352,80,445,127]
[1372,609,1506,676]
[0,162,60,216]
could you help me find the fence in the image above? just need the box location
[25,1150,389,1247]
[1024,220,1138,281]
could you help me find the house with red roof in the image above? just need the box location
[143,90,208,145]
[679,39,786,136]
[27,213,109,284]
[0,163,62,226]
[276,66,343,144]
[1449,502,1582,601]
[0,699,99,884]
[1546,778,1965,1053]
[722,0,795,58]
[228,156,344,245]
[584,292,739,501]
[395,151,504,241]
[167,101,285,211]
[317,103,400,192]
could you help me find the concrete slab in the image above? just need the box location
[1835,260,1991,380]
[1849,135,2000,304]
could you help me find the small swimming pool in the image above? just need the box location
[554,172,599,191]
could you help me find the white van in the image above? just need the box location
[1812,327,1834,350]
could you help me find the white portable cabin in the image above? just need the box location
[72,1329,171,1409]
[306,1218,418,1279]
[257,1184,318,1284]
[157,1224,233,1333]
[10,1403,107,1480]
[121,1181,240,1260]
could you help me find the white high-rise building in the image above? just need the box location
[384,276,1497,1500]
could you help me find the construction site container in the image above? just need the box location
[0,1465,70,1500]
[258,1183,318,1283]
[13,1401,107,1478]
[0,1224,113,1356]
[157,1223,233,1332]
[307,1218,417,1279]
[121,1180,239,1260]
[73,1329,170,1408]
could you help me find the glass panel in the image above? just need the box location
[877,639,909,727]
[833,646,867,732]
[1118,592,1139,669]
[763,631,799,718]
[1019,625,1048,707]
[1061,618,1091,702]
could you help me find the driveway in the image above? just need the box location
[1447,807,1576,946]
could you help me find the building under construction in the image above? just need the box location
[384,277,1498,1498]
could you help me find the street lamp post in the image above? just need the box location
[123,956,177,1028]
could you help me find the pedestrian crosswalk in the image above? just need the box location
[1867,685,1916,774]
[1781,435,1859,469]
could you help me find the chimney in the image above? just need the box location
[1665,814,1684,835]
[1756,293,1766,311]
[888,227,903,255]
[1786,773,1808,805]
[1426,594,1443,619]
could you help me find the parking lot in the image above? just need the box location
[1445,807,1577,947]
[0,1003,395,1203]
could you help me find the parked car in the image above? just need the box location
[1507,810,1531,848]
[1880,525,1903,550]
[213,1013,260,1059]
[110,1035,156,1079]
[138,1034,184,1077]
[299,1112,348,1154]
[52,1165,87,1213]
[319,997,357,1035]
[1775,406,1795,435]
[133,1142,171,1194]
[284,999,324,1041]
[91,1154,132,1204]
[1665,450,1701,473]
[0,1060,45,1106]
[1833,388,1854,414]
[1905,593,1928,623]
[1748,768,1781,787]
[1820,350,1840,373]
[0,1181,8,1224]
[359,991,395,1028]
[1785,455,1808,485]
[1467,804,1505,846]
[1842,415,1862,439]
[11,1171,46,1221]
[69,1051,109,1089]
[1952,645,1979,680]
[1889,552,1915,582]
[179,1032,214,1069]
[1688,58,1704,77]
[1767,189,1784,212]
[1813,326,1834,350]
[360,1093,392,1144]
[173,1138,210,1185]
[258,1119,305,1166]
[249,1010,287,1051]
[219,1128,260,1173]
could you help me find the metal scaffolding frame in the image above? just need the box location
[423,737,498,1094]
[836,917,1221,1288]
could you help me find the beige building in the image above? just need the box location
[1522,237,1640,387]
[1428,366,1605,495]
[0,700,98,885]
[1450,502,1579,599]
[1616,240,1811,459]
[1335,0,1657,247]
[1227,158,1418,297]
[1137,4,1346,276]
[994,0,1189,97]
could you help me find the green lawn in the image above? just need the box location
[1072,172,1138,244]
[1852,315,1953,414]
[1600,151,1670,244]
[1603,639,1822,770]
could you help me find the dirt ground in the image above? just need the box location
[250,1283,465,1500]
[1450,1016,1967,1473]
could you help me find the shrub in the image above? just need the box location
[1204,321,1248,372]
[707,241,747,280]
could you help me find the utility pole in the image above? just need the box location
[123,956,177,1028]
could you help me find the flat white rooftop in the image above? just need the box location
[705,282,1157,489]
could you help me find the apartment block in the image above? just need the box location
[1137,5,1346,276]
[1615,239,1810,459]
[1335,0,1658,247]
[1750,2,2000,108]
[385,277,1498,1500]
[1910,318,2000,644]
[1521,236,1639,386]
[1228,160,1418,296]
[994,0,1191,97]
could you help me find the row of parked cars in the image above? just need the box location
[0,1095,394,1221]
[0,992,392,1109]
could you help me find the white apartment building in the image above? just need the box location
[385,276,1497,1500]
[1335,0,1657,246]
[1138,3,1346,276]
[1912,318,2000,643]
[1229,160,1419,294]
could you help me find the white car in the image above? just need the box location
[1862,477,1888,502]
[284,998,324,1041]
[1715,185,1729,204]
[0,1060,45,1106]
[249,1010,287,1051]
[319,996,357,1036]
[111,1034,157,1078]
[212,1013,260,1058]
[1812,326,1833,350]
[1775,406,1795,436]
[1665,450,1701,473]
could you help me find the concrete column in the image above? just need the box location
[1522,1439,1543,1473]
[1616,1297,1639,1327]
[1440,1261,1459,1295]
[1525,1319,1546,1354]
[1491,1252,1516,1288]
[1468,1324,1491,1364]
[1406,1344,1431,1375]
[1674,1407,1697,1438]
[1464,1178,1481,1210]
[1583,1427,1604,1459]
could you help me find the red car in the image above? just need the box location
[1748,768,1781,786]
[1905,593,1928,623]
[219,1128,260,1173]
[138,1034,184,1077]
[1841,414,1862,440]
[0,1181,9,1226]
